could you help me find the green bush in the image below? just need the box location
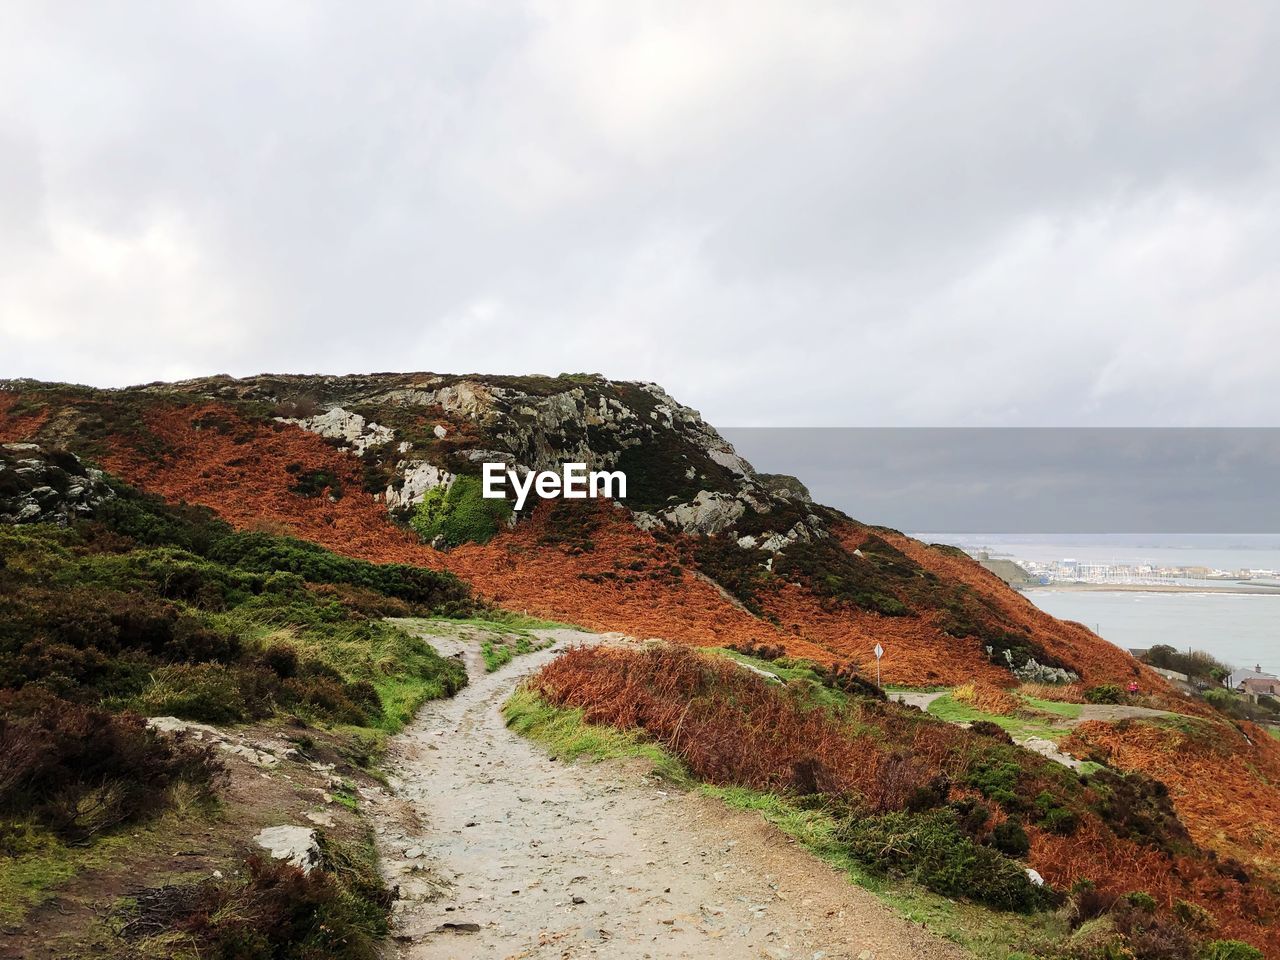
[1124,890,1157,912]
[838,809,1046,911]
[1035,791,1079,835]
[991,817,1031,857]
[95,484,233,553]
[1173,898,1216,932]
[287,466,344,499]
[1085,768,1191,856]
[410,475,512,547]
[69,547,265,609]
[965,759,1023,808]
[1085,684,1124,704]
[1200,941,1264,960]
[208,532,473,612]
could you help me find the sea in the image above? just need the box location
[914,534,1280,676]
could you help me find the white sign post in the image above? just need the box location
[873,642,884,688]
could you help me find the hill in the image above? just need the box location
[3,372,1278,958]
[0,373,1165,690]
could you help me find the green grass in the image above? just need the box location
[501,686,689,783]
[884,684,951,694]
[0,825,141,927]
[711,649,853,710]
[392,613,568,673]
[474,611,576,632]
[928,693,1074,742]
[209,612,466,734]
[392,613,574,638]
[481,634,553,672]
[1021,696,1083,720]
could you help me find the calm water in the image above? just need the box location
[1024,589,1280,676]
[917,534,1280,674]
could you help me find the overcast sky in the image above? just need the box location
[2,2,1278,426]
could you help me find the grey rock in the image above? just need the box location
[254,825,322,874]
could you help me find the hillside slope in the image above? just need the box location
[4,372,1279,956]
[0,374,1167,691]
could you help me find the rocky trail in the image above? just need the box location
[370,626,966,960]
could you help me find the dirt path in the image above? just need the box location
[891,690,945,712]
[373,627,967,960]
[1067,703,1177,725]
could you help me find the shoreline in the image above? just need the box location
[1019,582,1280,596]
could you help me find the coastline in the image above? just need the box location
[1020,582,1280,596]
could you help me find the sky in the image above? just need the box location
[2,1,1279,427]
[723,428,1280,532]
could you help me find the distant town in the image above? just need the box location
[972,551,1280,589]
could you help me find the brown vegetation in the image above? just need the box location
[528,644,1278,952]
[1064,719,1280,883]
[954,682,1020,716]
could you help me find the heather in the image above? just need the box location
[0,483,471,730]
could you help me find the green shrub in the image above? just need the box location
[969,719,1015,744]
[1124,890,1157,911]
[1085,684,1123,704]
[208,532,473,612]
[69,547,265,609]
[410,475,511,547]
[965,759,1023,808]
[991,818,1031,858]
[838,809,1046,911]
[1173,898,1216,932]
[1035,791,1079,835]
[95,484,233,553]
[287,466,344,499]
[1086,768,1191,856]
[1200,941,1264,960]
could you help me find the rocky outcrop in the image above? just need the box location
[386,461,454,512]
[656,491,746,535]
[146,716,291,767]
[0,443,114,524]
[275,406,394,456]
[254,825,322,874]
[184,373,822,541]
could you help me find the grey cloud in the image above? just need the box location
[2,1,1278,427]
[724,428,1280,532]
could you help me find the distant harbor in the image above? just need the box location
[916,534,1280,675]
[990,554,1280,591]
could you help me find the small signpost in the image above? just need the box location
[874,642,884,688]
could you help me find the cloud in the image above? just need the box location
[1,1,1278,426]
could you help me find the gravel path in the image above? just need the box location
[891,690,946,711]
[374,627,967,960]
[1067,703,1178,725]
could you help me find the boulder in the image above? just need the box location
[276,406,393,456]
[254,825,322,874]
[0,445,114,525]
[659,491,746,535]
